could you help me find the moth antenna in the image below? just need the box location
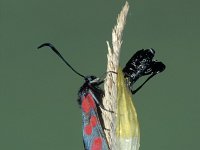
[37,43,85,79]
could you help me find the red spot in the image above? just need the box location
[84,124,92,135]
[82,97,91,113]
[82,94,96,113]
[91,137,103,150]
[90,115,97,127]
[86,94,96,109]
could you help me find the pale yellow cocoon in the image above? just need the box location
[116,67,140,150]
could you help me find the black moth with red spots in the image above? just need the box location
[38,43,109,150]
[78,76,110,150]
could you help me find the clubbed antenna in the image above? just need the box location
[37,43,85,79]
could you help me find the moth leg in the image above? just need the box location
[98,104,114,113]
[89,90,114,113]
[131,73,156,94]
[103,127,110,131]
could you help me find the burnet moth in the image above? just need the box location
[37,43,110,150]
[115,48,165,150]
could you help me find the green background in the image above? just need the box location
[1,0,199,149]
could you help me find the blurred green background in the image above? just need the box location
[1,0,199,149]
